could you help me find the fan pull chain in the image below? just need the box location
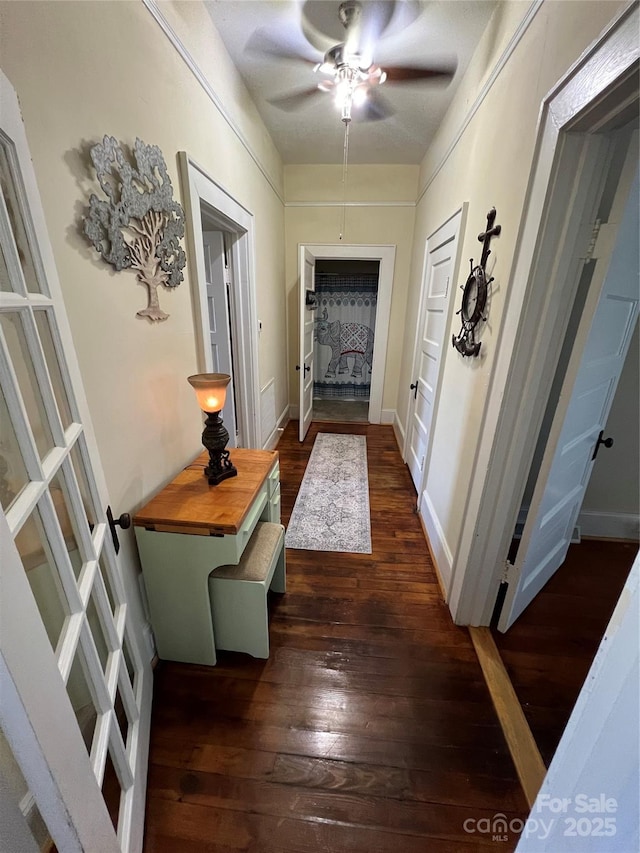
[339,119,351,241]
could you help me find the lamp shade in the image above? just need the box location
[188,373,230,413]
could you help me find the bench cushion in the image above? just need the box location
[211,522,283,582]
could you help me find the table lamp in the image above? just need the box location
[187,373,237,485]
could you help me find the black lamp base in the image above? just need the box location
[201,411,237,486]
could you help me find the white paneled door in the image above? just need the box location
[499,163,639,631]
[0,72,151,852]
[298,247,315,441]
[406,208,465,494]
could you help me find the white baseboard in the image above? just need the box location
[141,621,156,663]
[578,510,639,540]
[380,409,395,425]
[419,491,453,594]
[263,406,289,450]
[393,412,405,453]
[289,404,299,421]
[516,506,638,542]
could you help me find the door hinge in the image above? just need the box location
[585,219,617,262]
[584,219,601,262]
[502,559,514,583]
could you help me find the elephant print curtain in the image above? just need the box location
[313,273,377,400]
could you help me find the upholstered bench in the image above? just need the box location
[208,521,286,658]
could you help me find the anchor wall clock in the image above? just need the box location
[452,207,501,357]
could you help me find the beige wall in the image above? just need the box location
[396,1,627,575]
[284,164,418,412]
[0,1,285,630]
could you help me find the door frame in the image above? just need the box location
[402,204,468,500]
[178,153,260,448]
[297,243,395,424]
[449,2,639,625]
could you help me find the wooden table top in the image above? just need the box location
[133,448,278,536]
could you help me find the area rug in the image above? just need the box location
[285,433,372,553]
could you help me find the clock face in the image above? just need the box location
[462,276,479,322]
[461,267,487,329]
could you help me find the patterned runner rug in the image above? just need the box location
[285,433,372,553]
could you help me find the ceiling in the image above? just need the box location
[204,0,497,165]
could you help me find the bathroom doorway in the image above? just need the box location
[313,259,379,423]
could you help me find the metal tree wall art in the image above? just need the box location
[84,136,186,321]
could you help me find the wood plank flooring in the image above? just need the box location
[492,538,637,766]
[144,422,528,852]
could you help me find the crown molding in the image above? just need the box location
[142,0,284,205]
[285,200,415,208]
[416,0,544,205]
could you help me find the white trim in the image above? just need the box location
[419,492,453,593]
[449,2,640,626]
[578,511,640,541]
[263,406,290,452]
[299,243,396,425]
[178,152,261,449]
[379,409,395,425]
[392,412,405,453]
[285,201,415,208]
[140,622,156,663]
[416,0,544,204]
[142,0,283,204]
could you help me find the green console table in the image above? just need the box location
[133,448,280,665]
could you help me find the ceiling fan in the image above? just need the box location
[248,0,457,124]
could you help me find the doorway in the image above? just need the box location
[496,128,638,631]
[199,220,238,445]
[448,4,640,628]
[312,259,379,424]
[297,244,395,430]
[179,153,261,448]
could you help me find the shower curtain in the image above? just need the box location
[313,272,377,400]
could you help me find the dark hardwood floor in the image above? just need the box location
[144,422,528,852]
[492,538,637,766]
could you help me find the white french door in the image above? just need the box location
[298,247,315,441]
[499,156,639,630]
[0,71,151,852]
[406,207,466,494]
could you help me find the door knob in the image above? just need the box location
[107,505,131,555]
[410,380,418,400]
[592,430,614,460]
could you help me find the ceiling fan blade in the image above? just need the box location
[267,87,325,113]
[356,90,394,123]
[245,28,320,65]
[383,62,457,83]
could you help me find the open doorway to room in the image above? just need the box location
[179,153,261,449]
[489,123,638,771]
[297,243,395,440]
[199,214,239,444]
[312,259,379,424]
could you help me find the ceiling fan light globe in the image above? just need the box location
[352,86,367,107]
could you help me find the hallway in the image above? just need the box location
[143,422,528,851]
